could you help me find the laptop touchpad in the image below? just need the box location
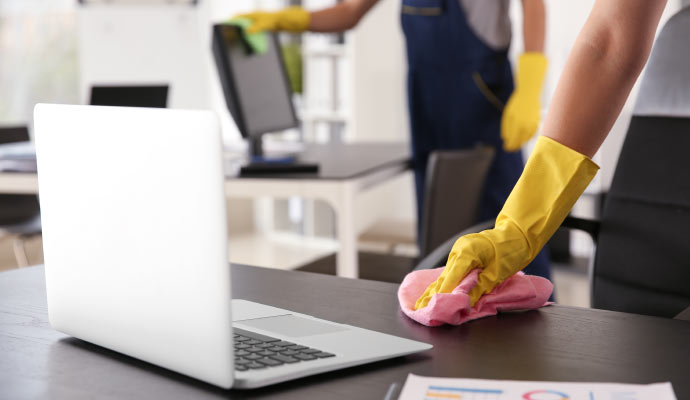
[238,314,349,337]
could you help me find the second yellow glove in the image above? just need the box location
[501,53,547,152]
[237,6,311,34]
[414,136,599,310]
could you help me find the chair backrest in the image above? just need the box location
[0,126,40,225]
[419,147,494,258]
[591,7,690,317]
[593,117,690,317]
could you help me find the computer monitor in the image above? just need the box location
[212,24,299,157]
[89,85,169,108]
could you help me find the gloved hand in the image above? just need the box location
[236,6,310,34]
[414,136,599,310]
[501,53,547,152]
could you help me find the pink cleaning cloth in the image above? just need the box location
[398,268,553,327]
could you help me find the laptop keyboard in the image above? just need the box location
[233,327,335,371]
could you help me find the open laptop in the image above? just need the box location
[33,104,431,389]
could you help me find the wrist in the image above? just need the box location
[497,136,599,261]
[481,219,534,273]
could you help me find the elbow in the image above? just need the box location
[339,3,369,31]
[342,12,364,30]
[578,0,666,84]
[585,31,651,81]
[610,40,652,82]
[341,19,359,31]
[587,25,655,83]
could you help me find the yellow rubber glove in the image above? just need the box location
[501,53,547,152]
[236,6,310,34]
[414,136,599,310]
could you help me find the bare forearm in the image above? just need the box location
[309,0,379,32]
[542,0,666,157]
[522,0,545,53]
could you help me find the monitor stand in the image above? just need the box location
[239,137,319,176]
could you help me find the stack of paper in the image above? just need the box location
[397,374,677,400]
[0,142,37,172]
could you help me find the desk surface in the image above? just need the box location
[225,142,410,180]
[1,265,689,399]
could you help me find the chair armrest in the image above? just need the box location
[413,220,494,271]
[674,305,690,321]
[561,216,601,241]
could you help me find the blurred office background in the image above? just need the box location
[0,0,684,308]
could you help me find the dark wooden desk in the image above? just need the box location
[1,265,689,399]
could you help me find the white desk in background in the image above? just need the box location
[0,142,411,279]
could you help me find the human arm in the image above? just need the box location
[500,0,546,151]
[309,0,380,32]
[543,0,666,157]
[522,0,545,52]
[237,0,379,34]
[415,0,668,309]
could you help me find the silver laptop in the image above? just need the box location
[33,104,431,389]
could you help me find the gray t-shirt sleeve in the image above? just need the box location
[459,0,512,51]
[634,6,690,117]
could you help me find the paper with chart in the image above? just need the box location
[397,374,676,400]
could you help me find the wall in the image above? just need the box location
[347,0,408,143]
[77,4,211,111]
[346,0,416,236]
[0,0,78,129]
[78,1,259,236]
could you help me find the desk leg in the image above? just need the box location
[331,183,358,279]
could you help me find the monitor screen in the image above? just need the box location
[212,25,298,138]
[89,85,169,108]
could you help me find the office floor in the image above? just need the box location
[0,233,590,308]
[0,233,43,272]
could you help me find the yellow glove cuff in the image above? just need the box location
[500,53,547,152]
[470,136,599,301]
[276,6,311,33]
[414,137,599,309]
[500,136,599,258]
[515,52,547,99]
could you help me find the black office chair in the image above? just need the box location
[0,126,41,267]
[586,7,690,317]
[419,147,494,259]
[414,7,690,319]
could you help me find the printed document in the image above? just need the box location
[397,374,676,400]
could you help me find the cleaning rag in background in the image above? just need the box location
[398,268,553,327]
[226,18,268,54]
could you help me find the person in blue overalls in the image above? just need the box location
[238,0,551,280]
